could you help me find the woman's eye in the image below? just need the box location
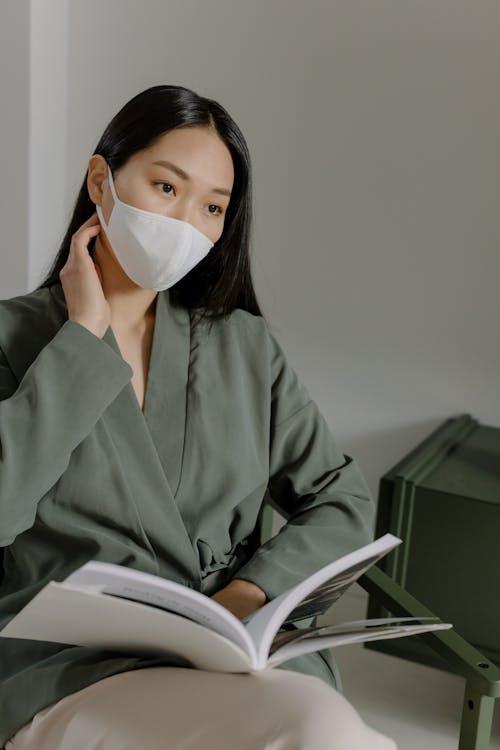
[156,181,174,195]
[154,182,224,217]
[208,204,224,216]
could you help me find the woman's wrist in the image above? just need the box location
[227,578,267,605]
[210,578,267,621]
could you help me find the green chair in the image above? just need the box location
[258,499,500,750]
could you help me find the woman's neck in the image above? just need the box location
[93,235,159,331]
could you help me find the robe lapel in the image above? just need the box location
[48,282,201,583]
[103,286,189,499]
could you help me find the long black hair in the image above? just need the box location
[35,84,266,330]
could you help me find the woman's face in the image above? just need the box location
[89,126,235,247]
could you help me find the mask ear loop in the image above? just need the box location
[91,162,113,255]
[96,164,118,232]
[105,164,120,212]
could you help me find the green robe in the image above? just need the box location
[0,281,375,747]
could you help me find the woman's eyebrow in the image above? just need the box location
[151,159,231,197]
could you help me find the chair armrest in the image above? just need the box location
[359,565,500,698]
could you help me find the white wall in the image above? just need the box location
[28,0,69,291]
[2,0,499,501]
[0,1,30,297]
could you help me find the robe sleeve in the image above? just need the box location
[232,324,375,603]
[0,320,133,547]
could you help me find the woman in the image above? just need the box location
[0,85,397,749]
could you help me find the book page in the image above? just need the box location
[268,616,443,654]
[277,549,391,625]
[242,533,401,669]
[64,561,255,658]
[0,582,254,672]
[266,621,453,667]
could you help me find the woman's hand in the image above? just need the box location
[59,211,111,339]
[210,579,267,621]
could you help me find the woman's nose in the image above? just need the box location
[167,201,194,225]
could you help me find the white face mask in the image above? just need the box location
[95,164,214,291]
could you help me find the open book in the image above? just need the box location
[0,533,452,673]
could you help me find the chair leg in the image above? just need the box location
[458,682,495,750]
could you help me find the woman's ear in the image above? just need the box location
[87,155,108,206]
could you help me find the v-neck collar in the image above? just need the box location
[104,287,192,499]
[49,281,201,583]
[49,281,192,500]
[103,294,162,423]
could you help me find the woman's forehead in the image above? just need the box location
[142,128,234,189]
